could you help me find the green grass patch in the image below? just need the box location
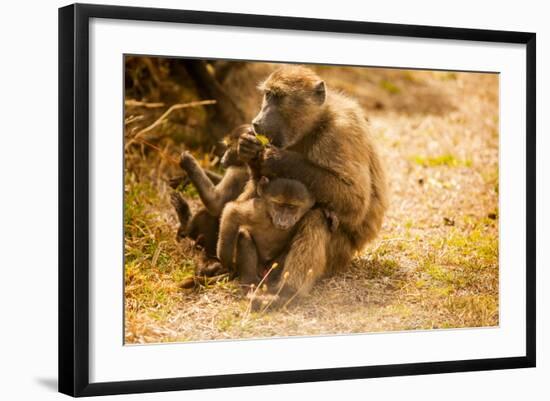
[183,183,199,198]
[482,169,499,194]
[124,178,158,233]
[217,317,233,332]
[366,258,400,279]
[386,304,412,318]
[436,227,498,267]
[416,226,498,297]
[436,72,458,81]
[380,80,401,94]
[401,71,422,83]
[444,294,499,327]
[124,174,200,322]
[411,154,472,168]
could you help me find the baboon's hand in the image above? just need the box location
[237,133,263,162]
[323,208,340,233]
[179,150,195,170]
[260,147,285,177]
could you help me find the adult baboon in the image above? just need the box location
[238,66,388,305]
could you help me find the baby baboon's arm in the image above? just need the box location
[260,148,367,225]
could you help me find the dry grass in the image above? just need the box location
[124,64,499,344]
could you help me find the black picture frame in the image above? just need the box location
[58,3,536,397]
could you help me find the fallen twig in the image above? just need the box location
[132,138,180,165]
[125,99,165,108]
[125,115,145,125]
[125,99,216,149]
[180,273,229,289]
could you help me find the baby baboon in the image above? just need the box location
[171,125,252,275]
[238,65,389,305]
[217,177,315,285]
[179,125,251,217]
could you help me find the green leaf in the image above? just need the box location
[256,134,270,147]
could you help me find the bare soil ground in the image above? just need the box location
[124,65,499,344]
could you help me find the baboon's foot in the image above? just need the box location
[179,150,196,171]
[176,226,186,241]
[170,191,186,212]
[170,191,191,240]
[196,260,227,277]
[168,175,191,190]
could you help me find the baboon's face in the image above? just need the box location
[252,67,327,148]
[266,199,310,230]
[252,91,288,147]
[258,177,315,230]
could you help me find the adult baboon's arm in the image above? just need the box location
[260,148,369,226]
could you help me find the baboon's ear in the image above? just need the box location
[313,80,326,104]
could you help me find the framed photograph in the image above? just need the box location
[58,3,536,397]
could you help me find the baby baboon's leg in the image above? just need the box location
[170,192,192,239]
[187,208,219,258]
[217,205,240,273]
[235,229,259,285]
[180,152,225,215]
